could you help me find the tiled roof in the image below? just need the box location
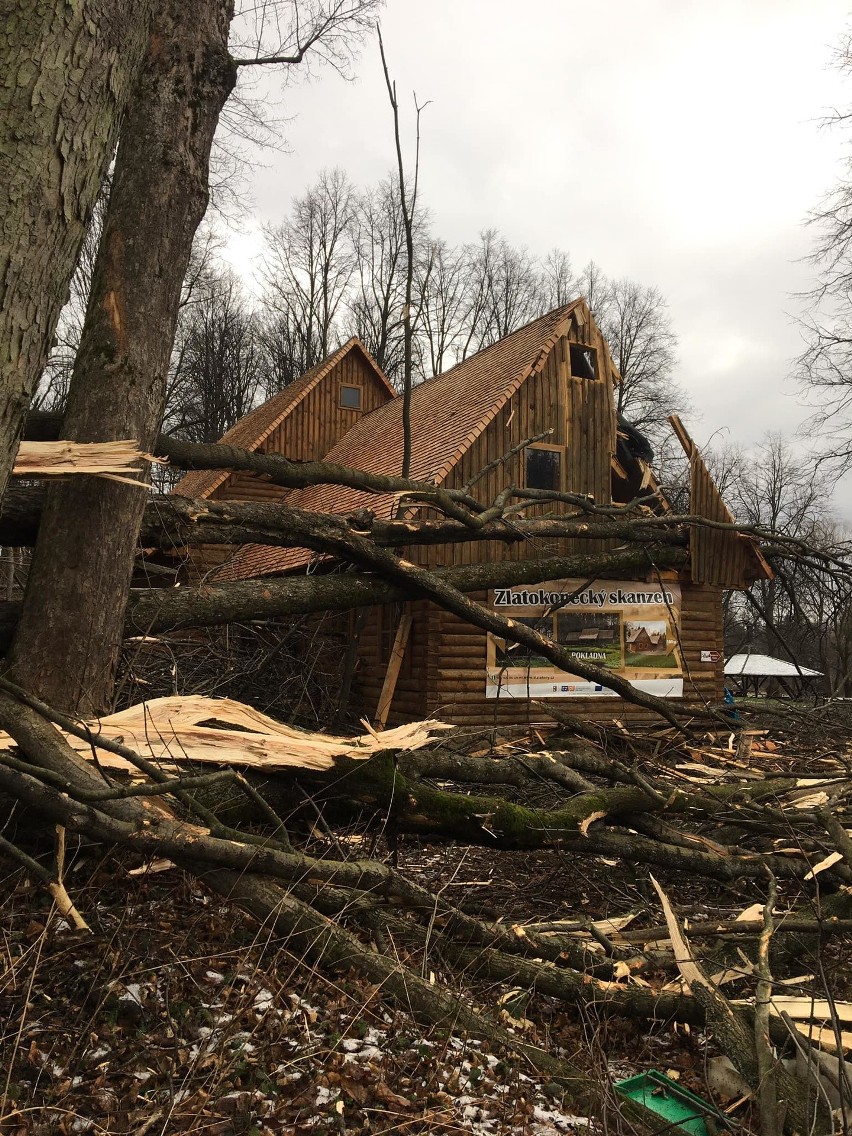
[725,653,822,677]
[172,338,394,499]
[216,303,582,581]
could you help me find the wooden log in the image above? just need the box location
[374,612,413,729]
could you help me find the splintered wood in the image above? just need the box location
[0,695,452,774]
[12,440,160,484]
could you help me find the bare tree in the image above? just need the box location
[165,268,263,444]
[378,30,429,477]
[578,263,686,456]
[349,175,429,385]
[262,168,357,376]
[32,180,113,414]
[796,28,852,470]
[540,247,577,309]
[464,229,544,351]
[722,434,841,673]
[419,239,473,375]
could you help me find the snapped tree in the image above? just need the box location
[5,0,380,716]
[0,0,153,501]
[3,12,850,1133]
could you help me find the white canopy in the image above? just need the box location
[725,653,822,678]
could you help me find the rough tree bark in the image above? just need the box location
[0,546,689,654]
[7,0,237,715]
[0,0,152,502]
[0,482,688,551]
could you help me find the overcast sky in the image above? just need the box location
[224,0,851,466]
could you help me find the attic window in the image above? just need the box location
[525,445,563,492]
[570,344,598,380]
[340,384,362,409]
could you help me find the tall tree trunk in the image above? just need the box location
[0,0,152,503]
[8,0,236,714]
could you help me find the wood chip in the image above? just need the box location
[578,810,606,837]
[735,903,765,922]
[803,851,843,880]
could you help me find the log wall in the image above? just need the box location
[212,352,391,505]
[411,330,617,570]
[353,600,430,723]
[689,452,767,587]
[362,583,725,728]
[179,353,392,578]
[348,328,727,727]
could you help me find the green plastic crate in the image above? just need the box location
[615,1070,725,1136]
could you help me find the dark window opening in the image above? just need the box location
[340,384,362,409]
[569,343,598,380]
[525,447,562,492]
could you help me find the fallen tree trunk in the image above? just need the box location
[19,411,834,574]
[0,543,689,642]
[3,680,851,1133]
[654,878,831,1135]
[299,754,834,875]
[0,482,686,550]
[0,689,609,1113]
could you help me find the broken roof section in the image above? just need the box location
[669,415,772,589]
[172,337,395,500]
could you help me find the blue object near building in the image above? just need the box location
[723,686,741,722]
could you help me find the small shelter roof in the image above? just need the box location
[218,302,584,581]
[724,653,822,678]
[172,337,394,500]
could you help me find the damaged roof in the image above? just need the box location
[217,302,585,581]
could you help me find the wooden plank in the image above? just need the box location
[668,413,694,456]
[668,414,770,589]
[374,612,413,729]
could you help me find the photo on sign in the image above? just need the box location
[494,616,552,669]
[555,612,622,669]
[624,620,677,668]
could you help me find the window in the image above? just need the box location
[525,445,563,492]
[340,384,362,409]
[569,343,598,380]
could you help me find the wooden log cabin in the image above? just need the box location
[182,301,769,728]
[170,337,396,576]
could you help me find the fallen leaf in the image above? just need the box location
[375,1083,412,1108]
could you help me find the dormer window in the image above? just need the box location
[340,384,362,409]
